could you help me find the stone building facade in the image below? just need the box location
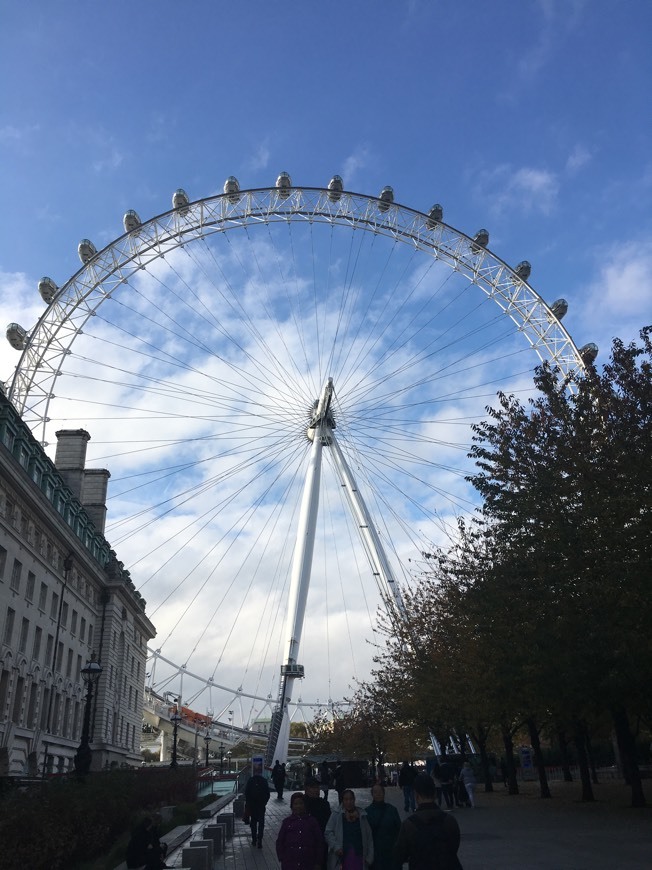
[0,390,155,776]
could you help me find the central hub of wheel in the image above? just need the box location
[307,377,336,443]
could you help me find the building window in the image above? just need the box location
[33,626,42,661]
[26,571,36,601]
[19,617,29,653]
[76,654,82,681]
[0,545,7,580]
[61,602,69,628]
[71,609,78,635]
[88,624,93,647]
[3,608,15,645]
[55,641,64,673]
[50,592,59,620]
[66,648,73,678]
[10,559,22,592]
[45,634,54,666]
[39,582,48,611]
[80,618,86,642]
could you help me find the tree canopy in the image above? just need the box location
[363,328,652,806]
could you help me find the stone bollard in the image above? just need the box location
[189,838,214,865]
[216,812,234,838]
[204,824,227,856]
[182,845,210,870]
[233,796,245,818]
[160,806,175,823]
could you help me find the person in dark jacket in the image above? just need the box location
[394,773,462,870]
[364,783,401,870]
[276,792,325,870]
[305,776,332,868]
[398,761,417,812]
[273,759,288,800]
[125,816,168,869]
[245,771,271,848]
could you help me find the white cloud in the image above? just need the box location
[577,239,652,351]
[0,123,40,144]
[0,269,45,387]
[92,147,124,173]
[475,163,559,217]
[247,140,271,172]
[565,143,592,174]
[341,146,373,189]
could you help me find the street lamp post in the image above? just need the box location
[193,718,199,768]
[227,750,232,774]
[204,731,211,768]
[170,703,182,769]
[219,742,225,775]
[74,654,102,776]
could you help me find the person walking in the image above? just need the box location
[364,783,401,870]
[459,762,476,808]
[320,760,331,799]
[276,792,325,870]
[305,776,332,869]
[437,759,454,811]
[325,788,374,870]
[245,769,271,848]
[398,761,417,812]
[273,760,288,800]
[394,773,462,870]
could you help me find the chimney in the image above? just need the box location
[54,429,90,500]
[82,468,111,535]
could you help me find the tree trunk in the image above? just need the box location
[526,717,551,798]
[557,728,573,782]
[611,706,646,808]
[583,722,599,785]
[573,720,594,802]
[471,725,494,793]
[501,723,519,795]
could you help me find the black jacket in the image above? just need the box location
[393,803,462,870]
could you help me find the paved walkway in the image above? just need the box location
[165,781,652,870]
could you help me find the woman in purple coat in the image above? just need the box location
[276,792,325,870]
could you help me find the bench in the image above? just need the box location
[198,793,234,819]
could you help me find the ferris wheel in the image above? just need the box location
[5,175,592,761]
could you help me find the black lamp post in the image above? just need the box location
[227,750,232,774]
[74,653,102,776]
[204,731,211,767]
[219,741,225,775]
[170,703,182,768]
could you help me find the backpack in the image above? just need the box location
[247,776,269,805]
[406,811,463,870]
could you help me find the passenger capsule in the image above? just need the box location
[38,277,58,303]
[579,342,599,365]
[427,204,443,229]
[172,188,190,214]
[472,229,489,249]
[123,210,141,233]
[378,186,394,212]
[223,176,241,204]
[78,239,97,264]
[276,171,292,199]
[6,322,27,350]
[515,261,532,281]
[327,175,343,202]
[550,298,568,320]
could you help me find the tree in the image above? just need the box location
[468,329,652,806]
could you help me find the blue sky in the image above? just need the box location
[1,0,650,721]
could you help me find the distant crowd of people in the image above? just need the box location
[240,758,469,869]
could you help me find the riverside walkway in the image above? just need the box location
[165,780,652,870]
